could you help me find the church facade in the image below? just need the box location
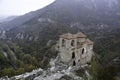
[57,32,94,66]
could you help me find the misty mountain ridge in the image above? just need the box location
[1,0,119,40]
[0,16,18,23]
[1,0,120,31]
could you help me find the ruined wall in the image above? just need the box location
[58,36,93,65]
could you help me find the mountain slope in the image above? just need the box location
[1,0,119,41]
[2,0,120,61]
[1,0,120,31]
[0,0,120,78]
[0,16,18,23]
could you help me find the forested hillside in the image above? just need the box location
[0,0,120,79]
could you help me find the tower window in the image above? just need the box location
[73,61,76,66]
[72,52,75,59]
[71,40,74,47]
[82,48,84,54]
[62,39,65,47]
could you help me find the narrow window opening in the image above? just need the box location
[71,40,74,47]
[72,52,75,59]
[62,39,65,47]
[73,61,76,66]
[82,48,84,54]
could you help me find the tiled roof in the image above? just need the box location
[85,39,94,45]
[60,32,87,39]
[60,33,75,39]
[75,32,87,38]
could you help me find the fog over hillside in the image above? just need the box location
[0,16,18,23]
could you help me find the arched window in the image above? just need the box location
[62,39,65,47]
[82,48,84,54]
[71,40,75,47]
[72,52,75,59]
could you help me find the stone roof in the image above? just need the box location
[85,39,94,45]
[75,32,87,38]
[60,33,75,39]
[60,32,86,39]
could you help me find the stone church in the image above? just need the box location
[57,32,94,66]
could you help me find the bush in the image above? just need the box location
[1,68,15,77]
[15,68,25,75]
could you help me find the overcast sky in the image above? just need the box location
[0,0,55,16]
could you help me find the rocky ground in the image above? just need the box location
[0,56,90,80]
